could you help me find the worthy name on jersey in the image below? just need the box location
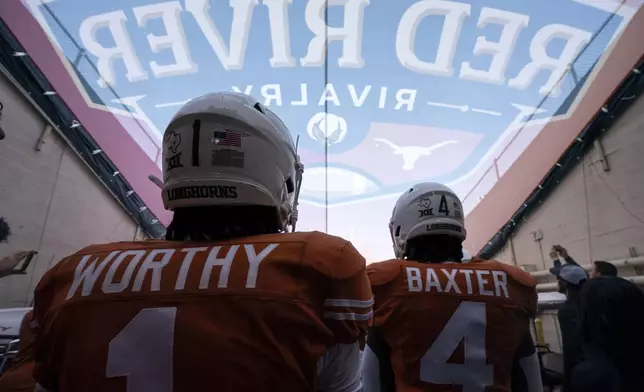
[406,266,510,298]
[65,244,278,300]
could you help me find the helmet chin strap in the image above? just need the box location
[390,221,405,259]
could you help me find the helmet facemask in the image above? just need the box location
[389,218,407,259]
[286,156,305,231]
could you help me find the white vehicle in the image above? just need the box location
[537,291,566,309]
[0,307,32,376]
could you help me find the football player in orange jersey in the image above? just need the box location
[31,92,372,392]
[361,182,542,392]
[0,311,36,392]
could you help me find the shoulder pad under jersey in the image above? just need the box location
[367,259,405,287]
[469,258,537,288]
[299,231,367,280]
[471,258,538,315]
[72,240,151,256]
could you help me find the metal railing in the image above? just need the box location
[529,256,644,292]
[460,7,626,213]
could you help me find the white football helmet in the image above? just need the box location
[389,182,466,258]
[160,92,303,231]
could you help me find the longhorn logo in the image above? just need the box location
[374,138,459,171]
[165,130,182,154]
[418,196,432,209]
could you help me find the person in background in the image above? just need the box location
[549,260,588,392]
[590,260,617,278]
[0,217,37,279]
[0,216,8,243]
[0,311,36,392]
[0,102,5,140]
[0,251,37,279]
[551,244,619,279]
[572,277,644,392]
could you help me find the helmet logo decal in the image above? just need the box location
[418,196,435,218]
[166,131,182,154]
[211,149,245,169]
[211,130,243,148]
[418,196,432,209]
[210,129,245,168]
[165,153,184,172]
[453,200,464,220]
[164,130,184,172]
[438,195,451,215]
[417,194,454,218]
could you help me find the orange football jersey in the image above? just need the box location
[0,311,36,392]
[31,231,372,392]
[367,258,537,392]
[0,360,35,392]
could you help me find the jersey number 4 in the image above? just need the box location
[106,307,176,392]
[420,301,494,392]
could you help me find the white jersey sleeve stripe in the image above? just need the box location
[324,298,374,308]
[324,311,373,321]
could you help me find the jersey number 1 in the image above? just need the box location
[106,307,176,392]
[419,301,494,392]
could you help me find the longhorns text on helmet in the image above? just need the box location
[29,0,627,204]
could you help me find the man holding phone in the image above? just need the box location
[0,217,37,279]
[0,251,37,278]
[549,244,588,391]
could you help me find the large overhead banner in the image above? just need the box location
[4,0,643,259]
